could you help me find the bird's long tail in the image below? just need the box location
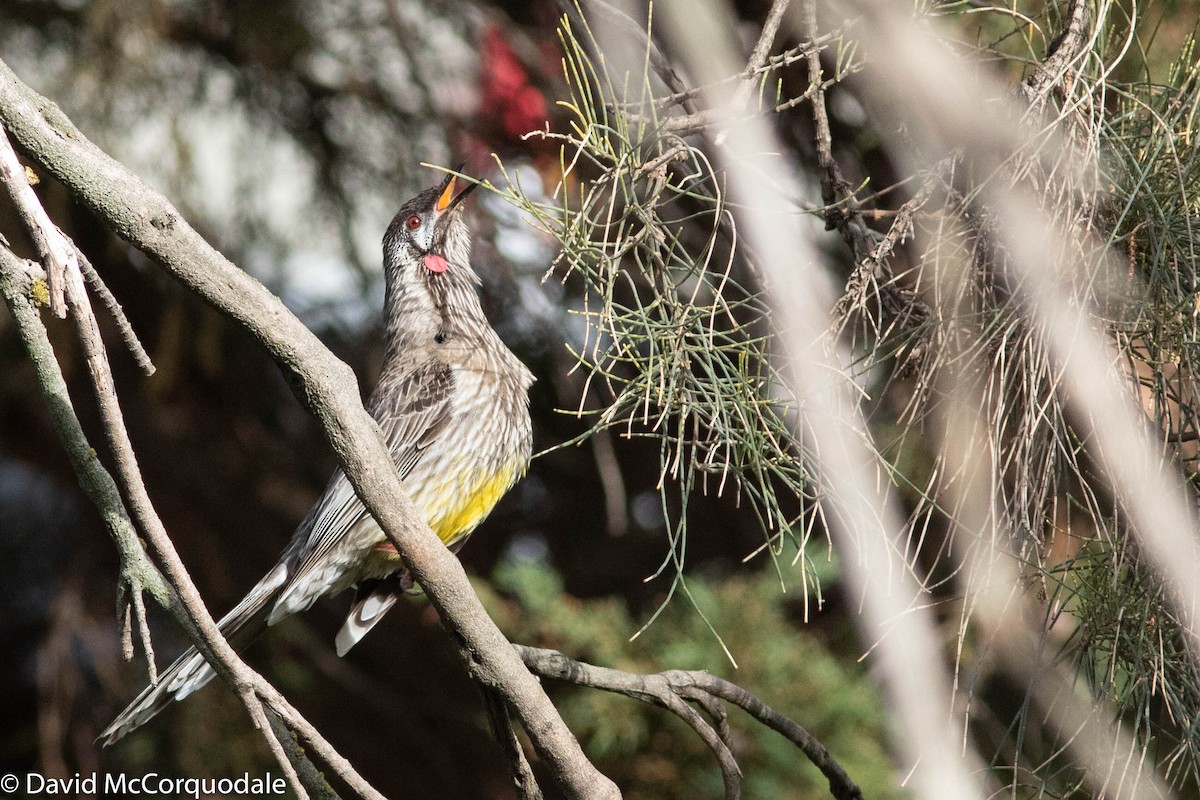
[99,563,288,745]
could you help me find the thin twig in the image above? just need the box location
[251,680,388,800]
[515,645,864,800]
[267,713,343,800]
[0,252,171,682]
[69,224,304,800]
[832,157,948,337]
[660,108,723,136]
[656,686,742,799]
[628,38,830,116]
[797,0,876,265]
[480,688,544,800]
[732,0,792,112]
[0,122,153,371]
[119,590,134,662]
[627,0,803,139]
[0,123,307,800]
[74,243,155,375]
[129,588,158,685]
[558,0,696,114]
[1024,0,1091,101]
[0,123,68,316]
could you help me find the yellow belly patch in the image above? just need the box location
[428,462,523,545]
[365,461,523,573]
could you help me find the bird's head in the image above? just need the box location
[380,166,487,348]
[383,165,479,283]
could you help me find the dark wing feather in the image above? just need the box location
[369,362,455,476]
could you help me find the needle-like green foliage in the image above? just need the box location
[489,5,841,651]
[493,0,1200,795]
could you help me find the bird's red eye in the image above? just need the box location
[406,215,421,230]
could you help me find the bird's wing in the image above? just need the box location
[267,362,454,622]
[369,361,456,477]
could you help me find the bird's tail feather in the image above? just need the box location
[335,576,405,657]
[99,564,288,745]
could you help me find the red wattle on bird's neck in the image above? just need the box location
[424,254,449,273]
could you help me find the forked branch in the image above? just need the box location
[515,645,864,800]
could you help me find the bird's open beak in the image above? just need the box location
[435,163,479,212]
